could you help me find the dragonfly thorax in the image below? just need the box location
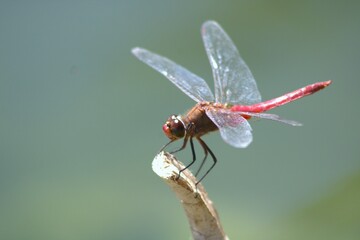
[162,115,185,140]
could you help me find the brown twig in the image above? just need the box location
[152,152,229,240]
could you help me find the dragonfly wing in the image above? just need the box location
[132,47,214,102]
[206,108,253,148]
[238,111,302,126]
[202,21,261,105]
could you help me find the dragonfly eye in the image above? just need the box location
[162,115,185,140]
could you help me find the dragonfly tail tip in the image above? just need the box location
[325,80,332,86]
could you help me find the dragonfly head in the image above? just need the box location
[162,115,185,140]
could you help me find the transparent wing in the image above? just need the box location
[202,21,261,105]
[237,111,302,126]
[132,47,214,102]
[206,108,253,148]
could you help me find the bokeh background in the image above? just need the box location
[1,1,359,239]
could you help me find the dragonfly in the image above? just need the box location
[132,21,332,184]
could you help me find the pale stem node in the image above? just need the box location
[152,151,229,240]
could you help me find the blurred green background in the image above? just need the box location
[1,1,359,239]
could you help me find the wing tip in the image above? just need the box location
[202,20,220,31]
[131,47,143,56]
[232,138,253,148]
[287,120,303,126]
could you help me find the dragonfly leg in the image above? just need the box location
[169,122,194,154]
[159,139,176,152]
[195,137,217,186]
[176,137,197,180]
[167,122,198,180]
[194,142,208,177]
[169,137,188,154]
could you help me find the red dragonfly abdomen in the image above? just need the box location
[231,80,332,113]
